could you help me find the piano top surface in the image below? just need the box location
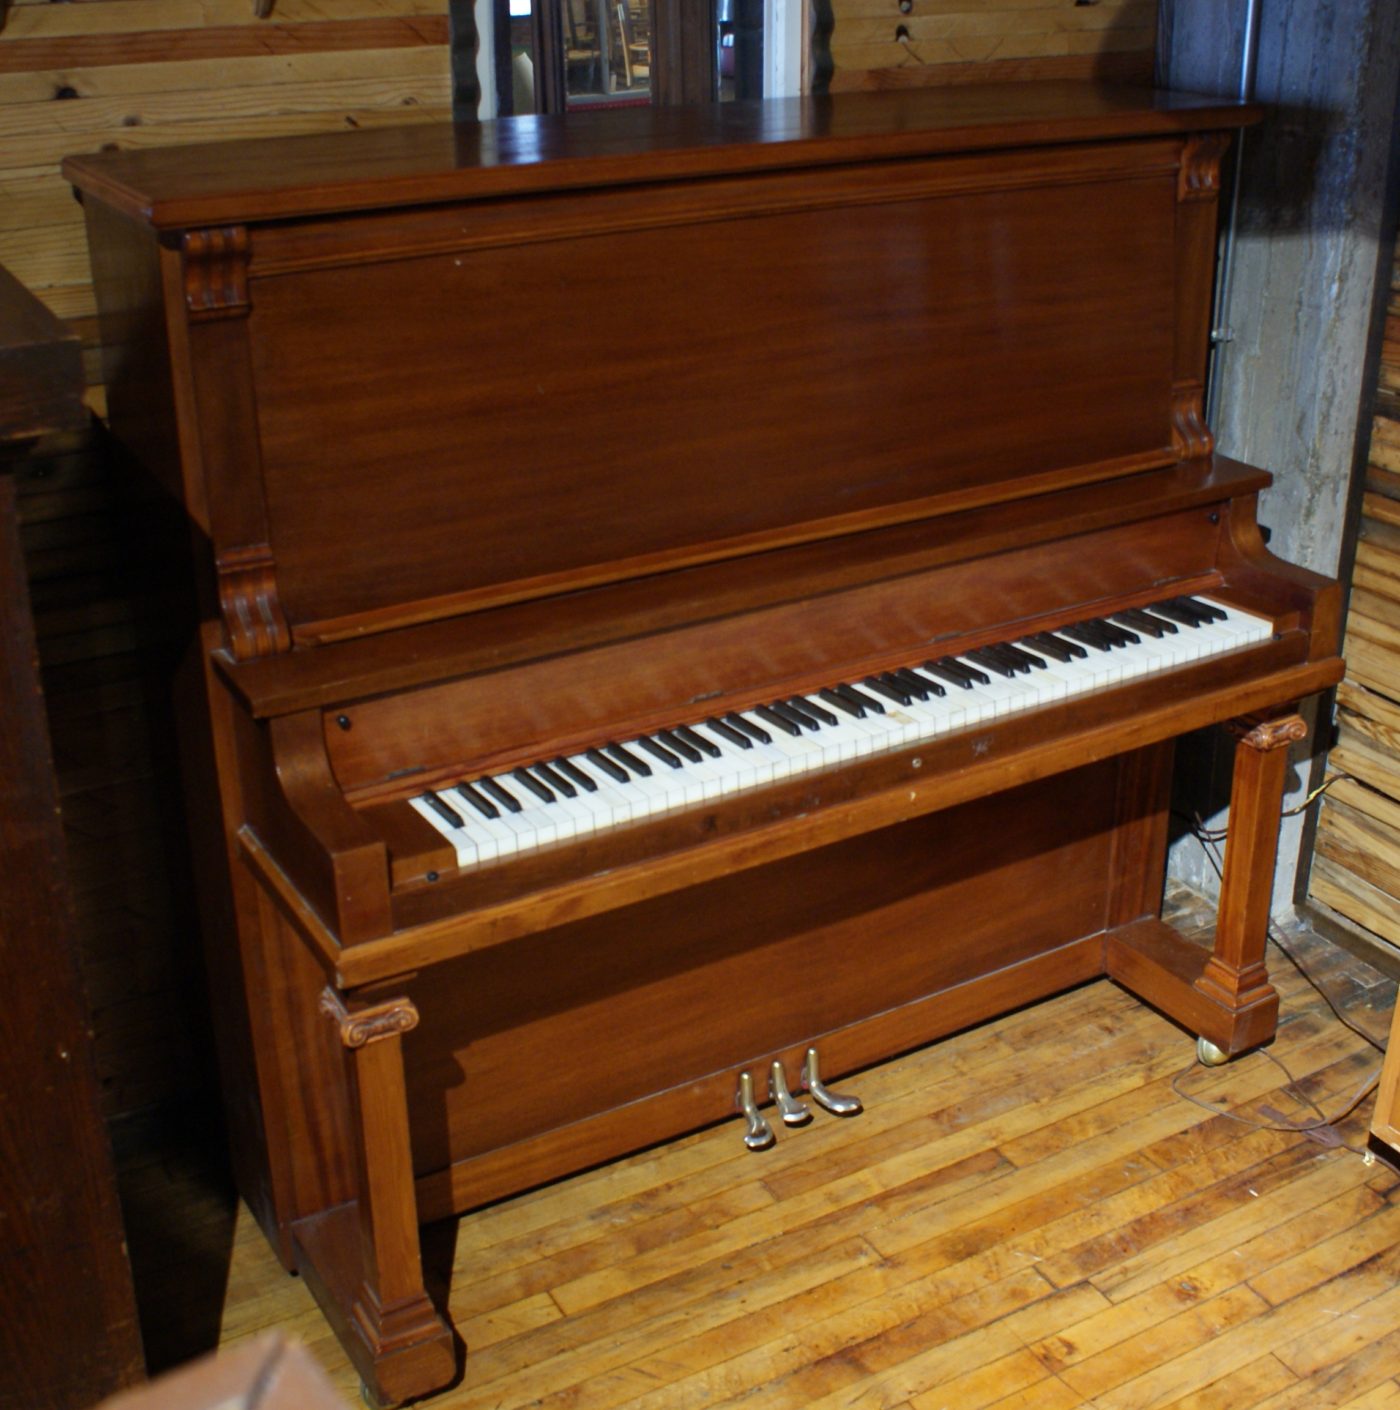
[62,82,1258,230]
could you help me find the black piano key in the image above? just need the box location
[790,695,840,726]
[418,790,464,829]
[965,649,1017,679]
[921,659,977,689]
[658,729,703,763]
[864,675,912,706]
[726,712,772,745]
[586,747,630,783]
[1025,631,1087,661]
[1091,617,1139,647]
[1058,623,1114,653]
[982,643,1033,674]
[1135,609,1179,635]
[1075,618,1120,648]
[1177,594,1229,623]
[819,686,864,718]
[1112,609,1172,639]
[1149,599,1208,628]
[479,776,524,813]
[899,668,946,698]
[707,716,753,749]
[834,682,885,714]
[889,668,931,700]
[553,756,599,792]
[534,761,576,798]
[454,780,500,820]
[512,766,555,802]
[606,741,652,777]
[755,704,802,738]
[771,700,820,732]
[637,735,684,769]
[675,725,722,758]
[999,644,1048,671]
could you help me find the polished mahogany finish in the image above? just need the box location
[68,86,1341,1405]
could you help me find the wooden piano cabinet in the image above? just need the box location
[64,87,1346,1404]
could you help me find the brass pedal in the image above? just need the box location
[736,1070,775,1151]
[769,1060,812,1126]
[802,1047,863,1116]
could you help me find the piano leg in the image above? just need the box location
[295,989,457,1408]
[1106,709,1306,1061]
[1191,711,1309,1049]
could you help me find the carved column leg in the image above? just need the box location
[315,989,456,1406]
[1193,711,1308,1055]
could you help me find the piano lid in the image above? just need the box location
[62,83,1258,230]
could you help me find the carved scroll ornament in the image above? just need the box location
[217,543,292,660]
[182,226,250,320]
[1170,380,1215,460]
[1227,713,1308,754]
[320,988,420,1049]
[1177,133,1230,203]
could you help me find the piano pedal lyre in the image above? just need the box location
[769,1060,812,1126]
[802,1047,863,1116]
[736,1070,775,1151]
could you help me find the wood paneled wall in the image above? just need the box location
[1,0,455,389]
[1311,246,1400,947]
[827,0,1157,92]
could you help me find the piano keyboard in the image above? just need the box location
[409,596,1272,870]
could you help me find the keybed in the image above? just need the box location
[409,597,1272,871]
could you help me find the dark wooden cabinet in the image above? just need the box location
[0,265,144,1409]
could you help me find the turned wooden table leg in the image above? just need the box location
[318,989,456,1406]
[1193,710,1308,1056]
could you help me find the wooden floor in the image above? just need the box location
[120,891,1400,1409]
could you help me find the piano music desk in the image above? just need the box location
[65,85,1343,1404]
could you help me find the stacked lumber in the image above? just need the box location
[1311,247,1400,951]
[827,0,1156,92]
[1,0,453,1120]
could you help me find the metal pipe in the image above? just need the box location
[1205,0,1264,425]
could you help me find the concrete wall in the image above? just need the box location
[1158,0,1400,912]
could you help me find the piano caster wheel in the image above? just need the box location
[802,1047,863,1116]
[737,1070,775,1151]
[770,1060,812,1126]
[1196,1036,1230,1067]
[360,1382,397,1410]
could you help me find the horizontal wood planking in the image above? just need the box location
[1,0,454,321]
[829,0,1156,79]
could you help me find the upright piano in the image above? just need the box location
[66,84,1343,1405]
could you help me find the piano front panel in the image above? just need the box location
[399,758,1123,1201]
[245,139,1179,638]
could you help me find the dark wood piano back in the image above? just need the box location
[65,85,1255,664]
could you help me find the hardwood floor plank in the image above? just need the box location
[1155,1354,1299,1408]
[1054,1285,1273,1402]
[1249,1197,1400,1307]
